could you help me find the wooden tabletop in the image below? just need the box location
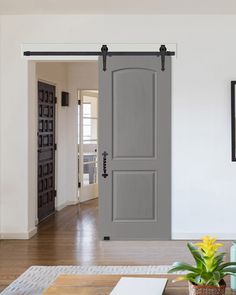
[43,274,235,295]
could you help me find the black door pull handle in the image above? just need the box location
[102,151,108,178]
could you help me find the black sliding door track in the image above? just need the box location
[24,44,175,71]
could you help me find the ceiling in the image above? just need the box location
[0,0,236,14]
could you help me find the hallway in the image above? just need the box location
[0,199,231,291]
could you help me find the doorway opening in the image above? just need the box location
[78,90,99,202]
[35,61,98,224]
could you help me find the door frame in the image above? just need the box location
[78,89,99,203]
[25,43,176,237]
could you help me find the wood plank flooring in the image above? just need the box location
[0,199,232,292]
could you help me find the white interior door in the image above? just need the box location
[99,56,171,240]
[79,90,98,202]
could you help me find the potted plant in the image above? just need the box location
[168,236,236,295]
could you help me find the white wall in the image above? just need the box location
[0,15,236,239]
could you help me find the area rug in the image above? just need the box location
[0,265,182,295]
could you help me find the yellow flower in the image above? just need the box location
[194,236,224,271]
[195,235,223,257]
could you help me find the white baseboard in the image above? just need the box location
[79,196,98,203]
[56,200,79,211]
[56,201,68,211]
[0,227,37,240]
[172,232,236,240]
[67,200,79,205]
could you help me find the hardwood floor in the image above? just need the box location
[0,199,232,292]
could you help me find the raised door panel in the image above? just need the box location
[112,171,156,221]
[112,69,156,158]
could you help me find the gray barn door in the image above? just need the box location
[99,56,171,240]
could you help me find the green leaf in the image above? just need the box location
[214,252,226,265]
[194,275,204,285]
[219,262,236,270]
[187,243,205,269]
[213,271,221,282]
[222,272,236,276]
[185,273,203,285]
[221,266,236,273]
[168,262,201,274]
